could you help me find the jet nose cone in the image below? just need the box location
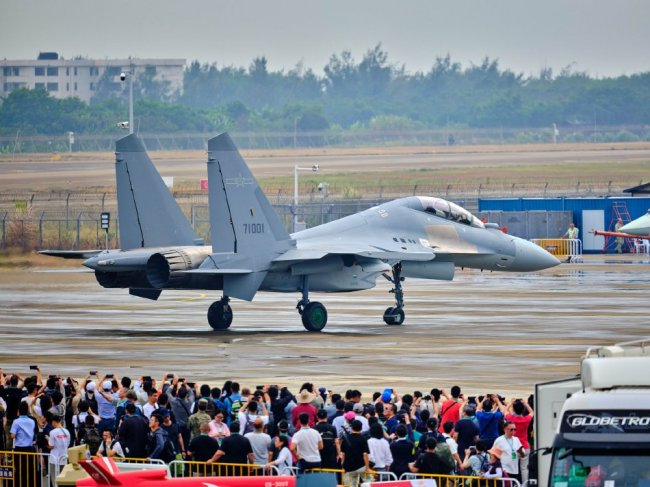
[512,238,561,271]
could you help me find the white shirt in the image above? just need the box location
[292,426,322,463]
[98,439,125,458]
[142,402,159,420]
[48,427,71,465]
[273,446,293,475]
[368,437,393,469]
[443,433,459,455]
[238,411,269,429]
[493,434,523,474]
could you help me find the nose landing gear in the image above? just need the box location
[383,263,406,325]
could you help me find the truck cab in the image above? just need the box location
[546,339,650,486]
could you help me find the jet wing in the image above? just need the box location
[273,244,435,263]
[39,250,103,259]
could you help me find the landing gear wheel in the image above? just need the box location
[208,298,233,330]
[383,306,405,325]
[382,263,407,326]
[301,302,328,332]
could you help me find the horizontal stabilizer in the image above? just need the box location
[39,250,102,259]
[224,271,267,301]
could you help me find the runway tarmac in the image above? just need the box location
[1,255,648,398]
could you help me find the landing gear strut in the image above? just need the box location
[297,276,328,332]
[383,263,406,325]
[208,296,233,330]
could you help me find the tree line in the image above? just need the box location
[1,45,649,139]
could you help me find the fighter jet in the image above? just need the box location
[594,210,650,240]
[43,133,560,332]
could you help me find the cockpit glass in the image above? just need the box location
[417,196,484,228]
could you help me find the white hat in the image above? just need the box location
[102,380,113,391]
[86,382,96,392]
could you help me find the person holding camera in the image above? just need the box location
[476,394,505,449]
[238,392,270,434]
[505,398,534,483]
[460,439,489,477]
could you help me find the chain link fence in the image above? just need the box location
[1,200,570,251]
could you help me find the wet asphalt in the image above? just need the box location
[1,255,648,398]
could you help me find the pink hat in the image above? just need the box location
[344,411,355,421]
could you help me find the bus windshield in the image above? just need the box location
[550,447,650,487]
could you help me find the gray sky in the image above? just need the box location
[2,0,648,78]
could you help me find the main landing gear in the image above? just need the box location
[297,276,328,332]
[208,296,233,330]
[383,263,406,325]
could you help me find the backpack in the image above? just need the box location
[229,398,245,422]
[82,427,102,455]
[242,412,255,435]
[150,429,176,463]
[435,440,456,473]
[161,432,177,463]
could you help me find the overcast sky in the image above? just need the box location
[2,0,648,78]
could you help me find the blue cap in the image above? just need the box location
[381,388,392,402]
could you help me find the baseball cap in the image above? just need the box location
[86,382,96,392]
[344,411,355,421]
[318,387,327,395]
[158,407,170,418]
[352,403,364,413]
[102,380,113,391]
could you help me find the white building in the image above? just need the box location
[0,53,185,103]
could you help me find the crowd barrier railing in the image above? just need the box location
[398,472,522,487]
[0,450,55,487]
[167,460,281,478]
[530,238,582,262]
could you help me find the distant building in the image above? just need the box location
[0,52,185,103]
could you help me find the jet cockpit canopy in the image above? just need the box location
[416,196,485,229]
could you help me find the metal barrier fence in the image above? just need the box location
[167,460,279,477]
[0,450,55,487]
[0,452,525,487]
[397,472,522,487]
[531,238,583,262]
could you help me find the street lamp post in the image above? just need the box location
[120,63,134,134]
[293,164,319,232]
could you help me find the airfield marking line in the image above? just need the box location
[177,293,206,301]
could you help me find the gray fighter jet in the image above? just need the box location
[44,133,560,332]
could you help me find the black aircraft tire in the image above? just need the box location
[208,301,233,330]
[383,307,395,325]
[384,306,405,326]
[301,302,328,332]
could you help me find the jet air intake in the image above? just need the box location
[146,248,211,289]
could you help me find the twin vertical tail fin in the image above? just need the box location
[207,133,291,255]
[206,133,292,300]
[115,134,199,250]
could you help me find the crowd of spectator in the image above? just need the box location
[0,367,535,486]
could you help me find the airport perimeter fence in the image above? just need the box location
[2,125,648,152]
[0,201,572,252]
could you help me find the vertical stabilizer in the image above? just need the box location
[115,134,198,250]
[207,133,291,256]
